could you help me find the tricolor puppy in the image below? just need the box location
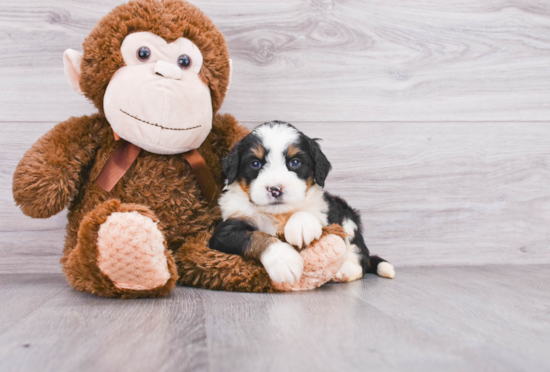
[210,121,395,284]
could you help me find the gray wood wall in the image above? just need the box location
[1,0,549,273]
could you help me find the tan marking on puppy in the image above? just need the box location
[322,224,349,241]
[245,231,280,259]
[238,179,253,202]
[276,231,286,241]
[287,144,301,158]
[273,212,294,238]
[306,176,315,191]
[251,144,265,159]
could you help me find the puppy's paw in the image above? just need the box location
[284,211,323,248]
[260,242,304,284]
[332,258,363,283]
[377,262,395,279]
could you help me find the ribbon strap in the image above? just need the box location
[95,141,142,192]
[182,149,219,203]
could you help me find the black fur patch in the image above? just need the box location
[298,134,331,187]
[324,192,374,273]
[222,132,267,185]
[209,218,256,255]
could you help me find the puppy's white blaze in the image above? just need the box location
[341,218,357,243]
[284,211,323,248]
[253,123,299,154]
[377,262,395,279]
[249,124,306,208]
[333,244,363,282]
[260,242,304,284]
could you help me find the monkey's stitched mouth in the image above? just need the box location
[120,109,201,131]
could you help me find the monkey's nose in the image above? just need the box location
[154,60,182,80]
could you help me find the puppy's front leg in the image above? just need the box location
[210,219,303,284]
[260,241,303,284]
[284,211,323,248]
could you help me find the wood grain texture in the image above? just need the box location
[200,265,550,372]
[0,0,550,122]
[0,276,209,372]
[1,121,548,273]
[1,266,549,371]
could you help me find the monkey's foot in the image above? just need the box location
[63,200,177,298]
[97,210,170,290]
[273,230,346,292]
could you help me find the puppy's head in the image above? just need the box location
[223,121,331,212]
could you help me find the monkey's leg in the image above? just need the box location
[62,200,177,298]
[174,232,276,293]
[174,225,348,293]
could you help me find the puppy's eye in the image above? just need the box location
[178,54,192,69]
[137,47,151,61]
[250,160,262,170]
[289,159,301,169]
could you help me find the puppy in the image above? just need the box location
[209,121,395,284]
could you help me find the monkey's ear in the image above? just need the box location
[226,59,233,93]
[63,49,84,95]
[222,145,240,186]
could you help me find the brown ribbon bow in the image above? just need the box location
[95,140,219,203]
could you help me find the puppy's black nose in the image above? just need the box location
[268,186,283,198]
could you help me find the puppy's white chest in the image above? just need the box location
[253,214,280,236]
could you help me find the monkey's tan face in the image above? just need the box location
[103,32,212,155]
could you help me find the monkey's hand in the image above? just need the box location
[13,115,105,218]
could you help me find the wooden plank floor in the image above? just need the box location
[1,265,549,372]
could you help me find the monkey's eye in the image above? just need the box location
[137,47,151,61]
[289,159,301,169]
[250,160,262,170]
[177,54,192,69]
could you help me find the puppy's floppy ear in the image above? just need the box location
[307,138,332,187]
[222,146,240,185]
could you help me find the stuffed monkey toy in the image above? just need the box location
[12,0,348,298]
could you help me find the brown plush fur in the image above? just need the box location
[317,224,348,242]
[175,232,275,293]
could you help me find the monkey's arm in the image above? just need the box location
[209,219,279,260]
[13,115,105,218]
[209,113,250,160]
